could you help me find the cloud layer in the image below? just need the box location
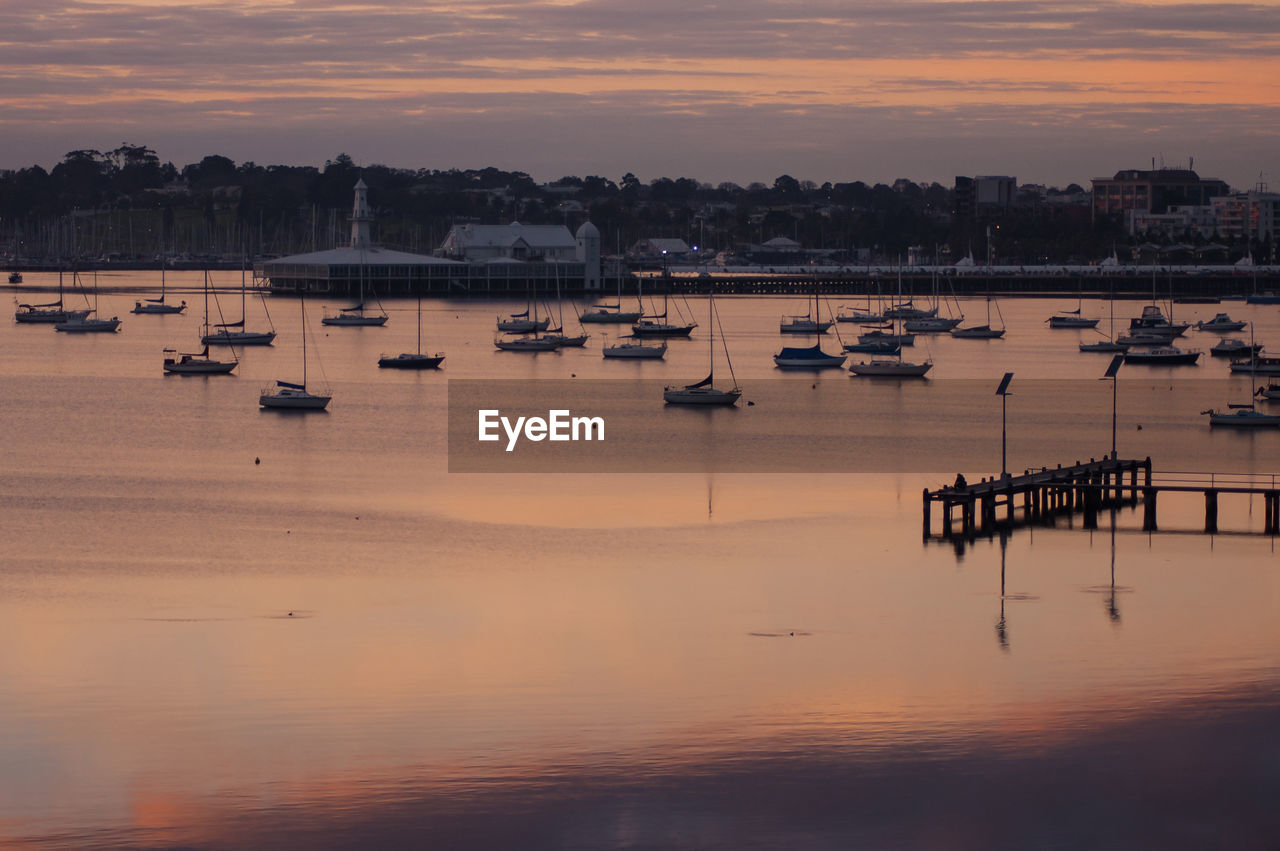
[1,1,1278,185]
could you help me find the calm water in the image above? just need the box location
[3,272,1279,848]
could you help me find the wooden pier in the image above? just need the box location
[923,457,1280,540]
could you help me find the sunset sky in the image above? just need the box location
[2,0,1279,187]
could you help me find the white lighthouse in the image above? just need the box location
[350,178,373,249]
[575,220,601,291]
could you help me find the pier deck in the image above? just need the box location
[924,457,1280,540]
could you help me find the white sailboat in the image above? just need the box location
[602,334,666,359]
[780,286,833,334]
[54,271,120,332]
[15,269,90,323]
[202,266,276,345]
[579,259,642,323]
[1080,282,1128,352]
[321,248,388,326]
[260,298,330,410]
[543,264,589,347]
[664,293,740,405]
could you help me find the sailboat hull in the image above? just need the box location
[164,357,236,374]
[779,320,832,333]
[602,344,666,359]
[55,317,120,332]
[132,303,186,315]
[580,311,641,324]
[950,325,1005,339]
[321,315,387,326]
[663,387,741,405]
[378,353,444,369]
[15,309,89,323]
[1048,316,1099,328]
[849,360,932,377]
[259,389,330,409]
[203,331,276,345]
[632,322,695,338]
[497,318,550,333]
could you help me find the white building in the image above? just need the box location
[438,223,578,262]
[1127,190,1280,244]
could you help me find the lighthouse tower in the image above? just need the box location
[575,220,601,291]
[350,179,373,249]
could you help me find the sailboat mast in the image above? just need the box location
[708,290,715,382]
[301,296,308,389]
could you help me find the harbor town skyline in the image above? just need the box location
[2,1,1279,188]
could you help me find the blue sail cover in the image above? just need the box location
[686,374,714,389]
[276,380,306,390]
[509,310,529,318]
[215,319,245,328]
[777,344,829,360]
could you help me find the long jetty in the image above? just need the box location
[923,457,1280,541]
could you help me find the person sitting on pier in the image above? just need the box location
[953,473,968,491]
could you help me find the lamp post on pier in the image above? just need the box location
[1102,355,1123,460]
[996,372,1014,477]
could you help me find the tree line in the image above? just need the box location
[0,145,1148,265]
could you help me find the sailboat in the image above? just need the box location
[163,272,237,374]
[848,318,932,377]
[1080,281,1128,352]
[543,264,589,347]
[54,271,120,332]
[663,293,740,405]
[774,296,845,368]
[1047,283,1099,328]
[632,288,696,337]
[202,266,276,345]
[950,295,1006,338]
[378,295,444,369]
[779,286,833,333]
[259,298,330,410]
[131,267,186,314]
[903,265,962,332]
[497,275,550,333]
[14,270,90,323]
[321,249,388,326]
[1202,402,1280,427]
[602,333,666,359]
[579,261,642,323]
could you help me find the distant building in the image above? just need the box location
[438,222,578,262]
[262,183,603,294]
[953,175,1016,216]
[260,179,463,295]
[629,238,692,261]
[975,176,1016,211]
[1091,168,1229,222]
[1126,190,1279,245]
[953,176,974,218]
